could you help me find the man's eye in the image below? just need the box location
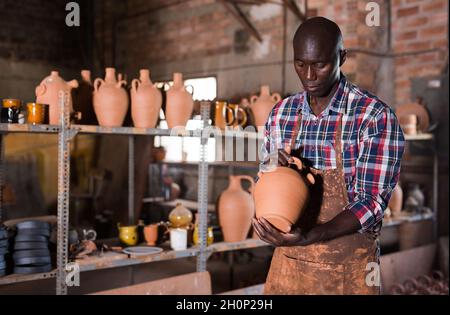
[315,63,325,68]
[296,62,304,68]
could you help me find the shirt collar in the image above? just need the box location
[300,74,349,116]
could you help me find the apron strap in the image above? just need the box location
[334,114,344,170]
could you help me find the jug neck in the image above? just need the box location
[140,69,152,84]
[173,73,184,87]
[105,68,117,84]
[260,85,270,96]
[81,70,92,84]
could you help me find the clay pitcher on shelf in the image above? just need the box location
[93,68,129,127]
[35,71,79,125]
[254,156,315,233]
[249,85,281,131]
[131,69,162,128]
[218,175,255,242]
[165,73,194,129]
[72,70,98,125]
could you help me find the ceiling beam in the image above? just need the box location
[282,0,307,21]
[220,0,263,42]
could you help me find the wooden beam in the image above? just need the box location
[282,0,307,21]
[220,0,263,42]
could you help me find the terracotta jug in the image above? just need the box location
[72,70,98,125]
[249,85,281,131]
[165,73,194,128]
[131,69,162,128]
[35,71,79,125]
[218,175,255,242]
[93,68,128,127]
[254,157,315,233]
[388,183,403,216]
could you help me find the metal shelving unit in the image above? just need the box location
[1,92,437,293]
[0,97,269,293]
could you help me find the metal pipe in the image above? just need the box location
[128,135,135,225]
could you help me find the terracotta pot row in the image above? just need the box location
[34,69,194,128]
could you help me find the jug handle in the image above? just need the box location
[35,84,47,97]
[186,85,194,96]
[237,175,256,196]
[250,95,258,105]
[94,78,105,93]
[67,79,79,89]
[131,79,140,93]
[272,93,282,103]
[224,104,235,126]
[117,80,127,88]
[236,106,248,127]
[285,145,315,185]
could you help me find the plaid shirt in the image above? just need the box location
[261,75,405,235]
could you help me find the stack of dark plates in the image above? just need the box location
[13,221,52,274]
[0,226,9,277]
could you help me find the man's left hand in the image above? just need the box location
[252,218,323,247]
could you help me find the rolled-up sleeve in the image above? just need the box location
[345,106,405,233]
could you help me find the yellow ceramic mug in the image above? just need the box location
[118,223,138,246]
[193,225,214,246]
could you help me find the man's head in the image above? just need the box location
[293,17,347,97]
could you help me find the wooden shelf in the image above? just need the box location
[404,133,434,141]
[0,270,57,286]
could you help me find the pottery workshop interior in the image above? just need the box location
[0,0,448,296]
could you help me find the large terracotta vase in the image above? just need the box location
[249,85,281,131]
[35,71,79,125]
[131,69,162,128]
[254,158,314,233]
[388,183,403,216]
[218,175,255,242]
[93,68,128,127]
[165,73,194,128]
[72,70,98,125]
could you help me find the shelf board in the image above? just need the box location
[0,270,57,285]
[0,123,59,133]
[208,239,270,253]
[383,212,434,228]
[73,125,199,137]
[142,198,216,211]
[404,133,434,141]
[77,247,199,272]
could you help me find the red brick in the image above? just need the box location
[422,1,446,12]
[397,6,419,17]
[420,25,447,37]
[397,30,418,41]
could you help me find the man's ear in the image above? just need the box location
[339,49,347,67]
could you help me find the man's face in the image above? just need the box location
[294,38,342,97]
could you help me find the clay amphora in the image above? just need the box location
[131,69,162,128]
[218,175,255,242]
[388,183,403,215]
[35,71,78,125]
[165,73,194,128]
[93,68,128,127]
[72,70,98,125]
[249,85,281,131]
[169,203,193,228]
[254,157,315,233]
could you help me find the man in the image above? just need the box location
[252,17,405,295]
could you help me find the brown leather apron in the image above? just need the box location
[264,114,380,295]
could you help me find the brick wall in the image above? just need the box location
[392,0,448,105]
[94,0,447,106]
[0,0,91,68]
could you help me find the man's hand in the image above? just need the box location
[252,218,322,247]
[252,211,362,247]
